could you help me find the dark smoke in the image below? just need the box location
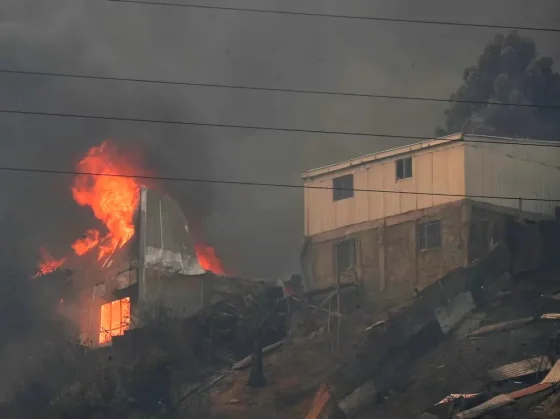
[1,0,559,279]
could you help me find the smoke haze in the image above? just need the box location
[0,0,559,277]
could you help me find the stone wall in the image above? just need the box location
[305,201,469,308]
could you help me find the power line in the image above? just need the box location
[106,0,560,34]
[2,68,559,110]
[0,164,558,202]
[1,108,559,148]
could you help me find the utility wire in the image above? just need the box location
[2,68,559,110]
[106,0,560,34]
[1,108,560,148]
[0,165,557,202]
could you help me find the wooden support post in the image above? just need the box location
[336,274,341,354]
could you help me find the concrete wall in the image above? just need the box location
[465,140,560,217]
[305,201,469,306]
[304,143,466,236]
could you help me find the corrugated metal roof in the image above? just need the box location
[454,394,513,418]
[488,356,552,381]
[542,360,560,383]
[508,383,552,399]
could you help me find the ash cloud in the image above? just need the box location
[0,0,559,278]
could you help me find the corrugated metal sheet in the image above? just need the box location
[434,292,475,335]
[542,360,560,383]
[465,140,560,217]
[508,383,552,399]
[454,394,513,418]
[488,356,552,381]
[541,313,560,320]
[140,187,204,275]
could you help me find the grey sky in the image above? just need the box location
[0,0,559,277]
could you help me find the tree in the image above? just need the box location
[436,31,560,140]
[235,284,284,388]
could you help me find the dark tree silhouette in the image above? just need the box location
[436,31,560,140]
[236,284,283,388]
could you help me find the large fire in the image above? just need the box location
[71,142,140,260]
[34,140,225,277]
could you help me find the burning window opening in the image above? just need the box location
[99,297,131,344]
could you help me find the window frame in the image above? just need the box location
[332,174,354,201]
[417,220,442,251]
[396,156,413,180]
[99,297,131,344]
[335,238,357,273]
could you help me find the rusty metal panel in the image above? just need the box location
[436,393,480,405]
[542,360,560,383]
[488,356,552,381]
[454,394,513,418]
[508,383,552,399]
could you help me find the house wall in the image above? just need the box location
[465,140,560,217]
[304,143,466,236]
[305,201,469,306]
[138,270,214,321]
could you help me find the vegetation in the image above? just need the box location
[436,31,560,139]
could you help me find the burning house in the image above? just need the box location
[35,141,227,347]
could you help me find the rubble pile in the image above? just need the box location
[306,219,560,419]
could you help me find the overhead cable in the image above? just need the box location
[1,108,559,148]
[1,69,559,110]
[0,165,557,202]
[106,0,560,34]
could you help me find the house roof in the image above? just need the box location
[302,133,559,180]
[301,133,464,180]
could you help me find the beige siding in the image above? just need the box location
[305,144,466,235]
[465,143,560,216]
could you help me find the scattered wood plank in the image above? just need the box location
[467,317,535,337]
[232,339,285,371]
[364,320,386,332]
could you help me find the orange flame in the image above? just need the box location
[34,140,229,279]
[71,141,141,260]
[34,248,67,278]
[195,244,225,275]
[71,228,100,256]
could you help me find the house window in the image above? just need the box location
[99,297,131,344]
[418,220,441,250]
[335,238,356,272]
[333,174,354,201]
[396,157,413,180]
